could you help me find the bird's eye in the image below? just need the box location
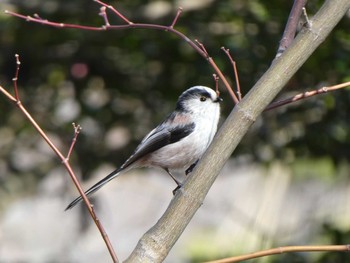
[200,96,207,102]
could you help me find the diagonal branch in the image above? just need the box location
[221,47,242,101]
[266,81,350,111]
[276,0,308,58]
[0,55,119,263]
[125,0,350,261]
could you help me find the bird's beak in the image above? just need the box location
[214,97,223,103]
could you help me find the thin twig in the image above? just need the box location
[94,0,133,25]
[265,81,350,111]
[193,40,239,103]
[0,85,17,103]
[5,5,240,104]
[221,47,242,101]
[12,54,21,100]
[170,7,183,28]
[213,74,220,96]
[208,57,239,103]
[66,122,82,160]
[276,0,308,58]
[205,244,350,263]
[99,6,110,26]
[5,10,102,30]
[0,55,119,263]
[195,39,209,57]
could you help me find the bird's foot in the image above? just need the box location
[185,160,199,175]
[172,183,183,195]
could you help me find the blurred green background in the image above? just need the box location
[0,0,350,262]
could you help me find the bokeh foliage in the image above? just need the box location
[0,1,349,262]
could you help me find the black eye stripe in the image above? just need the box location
[179,88,212,101]
[175,87,216,112]
[197,91,211,98]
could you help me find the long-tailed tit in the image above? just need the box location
[66,86,222,210]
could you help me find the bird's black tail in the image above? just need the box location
[65,167,123,211]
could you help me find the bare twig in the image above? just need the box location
[4,2,240,104]
[302,7,312,28]
[99,6,110,26]
[170,7,183,28]
[276,0,308,58]
[0,85,17,103]
[12,54,21,100]
[66,122,82,160]
[0,55,119,263]
[205,244,350,263]
[221,47,242,101]
[5,10,102,30]
[213,74,220,96]
[194,39,239,103]
[265,81,350,111]
[208,56,239,103]
[195,39,209,57]
[94,0,133,25]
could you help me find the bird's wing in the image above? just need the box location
[121,120,195,169]
[65,115,195,210]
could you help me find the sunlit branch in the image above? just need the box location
[266,81,350,111]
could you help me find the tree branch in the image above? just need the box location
[276,0,308,58]
[0,55,119,263]
[125,0,350,261]
[221,47,242,101]
[206,244,350,263]
[66,123,82,160]
[266,81,350,111]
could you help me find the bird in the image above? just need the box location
[65,86,222,210]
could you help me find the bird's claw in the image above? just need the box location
[172,183,183,195]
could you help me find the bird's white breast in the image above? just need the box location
[147,103,220,170]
